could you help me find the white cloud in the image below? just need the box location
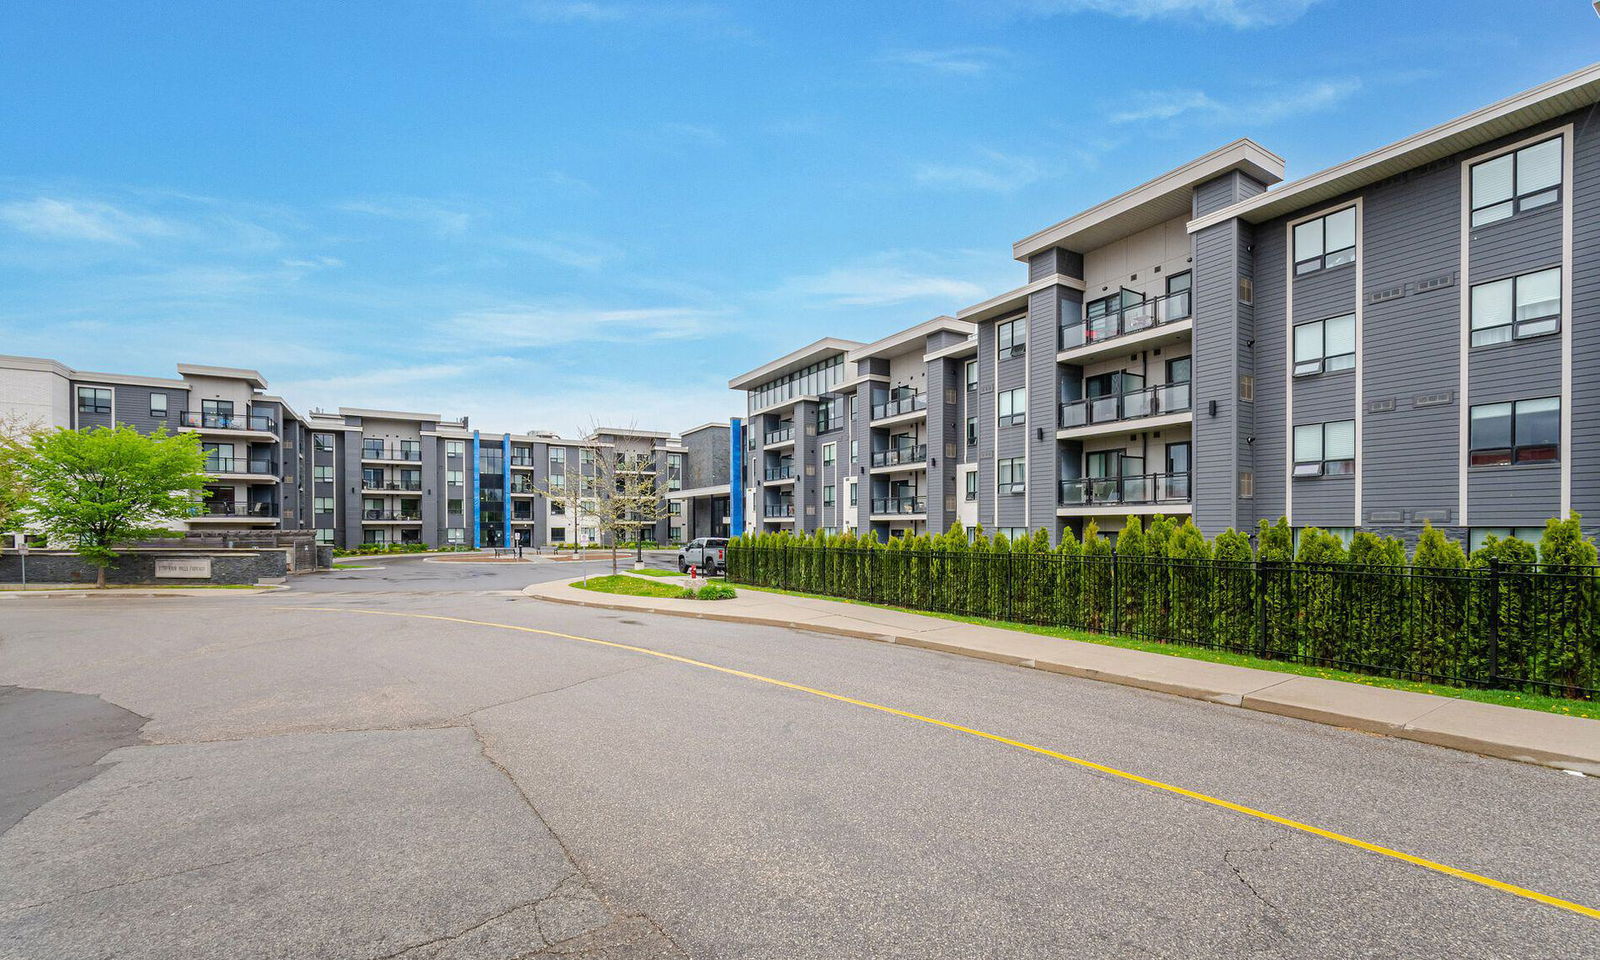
[914,150,1043,192]
[274,363,474,398]
[444,304,717,346]
[519,1,724,26]
[338,198,473,235]
[1109,77,1360,126]
[879,47,1007,77]
[0,198,176,244]
[1000,0,1320,28]
[776,263,987,308]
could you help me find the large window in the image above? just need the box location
[965,359,978,390]
[1293,420,1356,477]
[1471,137,1561,227]
[748,354,845,410]
[1470,268,1560,347]
[848,482,857,507]
[823,484,836,507]
[447,469,464,486]
[446,440,465,458]
[965,470,978,501]
[1469,397,1559,466]
[314,465,333,482]
[1293,206,1356,275]
[314,433,334,452]
[77,386,111,415]
[997,457,1025,494]
[998,388,1026,427]
[314,529,335,546]
[149,393,168,419]
[314,497,335,515]
[821,442,836,467]
[1293,314,1356,376]
[997,317,1024,354]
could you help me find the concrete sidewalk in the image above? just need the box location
[523,576,1600,776]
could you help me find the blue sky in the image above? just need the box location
[1,0,1595,436]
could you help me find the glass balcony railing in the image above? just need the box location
[361,446,423,461]
[764,426,795,445]
[204,457,278,475]
[361,479,424,492]
[363,510,423,521]
[763,502,796,518]
[871,496,926,515]
[179,411,277,432]
[1059,383,1192,429]
[1059,289,1192,351]
[871,393,927,421]
[764,465,795,481]
[869,444,927,468]
[1058,472,1192,507]
[196,501,277,518]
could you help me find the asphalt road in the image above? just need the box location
[0,555,1595,958]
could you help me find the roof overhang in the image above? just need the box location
[175,363,268,390]
[1014,139,1284,260]
[957,274,1086,324]
[338,407,442,422]
[728,337,863,390]
[680,421,732,437]
[847,316,976,363]
[1189,62,1600,232]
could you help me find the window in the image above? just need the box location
[149,393,168,419]
[549,527,567,543]
[1471,137,1561,227]
[549,448,568,476]
[1238,276,1254,305]
[579,448,595,470]
[447,469,464,486]
[1293,314,1356,376]
[998,388,1026,427]
[362,438,385,458]
[966,416,978,450]
[364,529,389,546]
[1469,397,1559,466]
[965,470,978,501]
[965,359,978,390]
[998,317,1025,354]
[1468,527,1545,553]
[550,501,566,515]
[77,386,111,415]
[1239,471,1255,499]
[401,439,422,460]
[850,440,859,464]
[314,529,335,546]
[823,484,836,507]
[848,482,858,507]
[1293,420,1355,477]
[446,528,466,545]
[314,497,334,515]
[446,440,465,458]
[997,457,1025,494]
[1470,268,1560,347]
[1293,206,1356,275]
[822,442,836,467]
[998,528,1029,542]
[1239,375,1255,402]
[314,433,334,452]
[314,465,333,483]
[816,398,838,432]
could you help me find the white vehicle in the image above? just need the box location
[677,538,729,574]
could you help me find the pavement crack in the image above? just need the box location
[1222,836,1285,913]
[4,842,312,913]
[459,664,654,720]
[364,872,579,959]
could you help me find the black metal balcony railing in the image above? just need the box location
[205,457,277,475]
[1059,382,1193,429]
[197,501,277,518]
[870,444,927,468]
[764,502,796,518]
[1059,471,1192,507]
[1059,289,1192,351]
[764,465,795,481]
[179,412,277,432]
[871,393,927,421]
[363,510,423,521]
[508,482,538,494]
[361,446,423,461]
[871,496,927,515]
[764,426,795,445]
[510,455,535,467]
[363,480,424,492]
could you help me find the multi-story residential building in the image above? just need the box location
[1,355,732,550]
[733,63,1600,549]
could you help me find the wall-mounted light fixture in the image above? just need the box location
[1036,427,1045,442]
[1208,400,1218,417]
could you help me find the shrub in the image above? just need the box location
[695,582,737,601]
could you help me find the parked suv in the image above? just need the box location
[678,538,729,574]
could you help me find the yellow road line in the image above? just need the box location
[275,604,1600,921]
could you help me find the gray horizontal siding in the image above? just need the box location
[1468,203,1562,281]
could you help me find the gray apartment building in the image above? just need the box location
[731,63,1600,550]
[0,355,732,550]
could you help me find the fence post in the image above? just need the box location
[1486,557,1501,686]
[1110,546,1120,635]
[1255,559,1270,658]
[1005,550,1014,622]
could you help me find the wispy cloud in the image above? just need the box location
[338,198,473,235]
[274,363,475,398]
[775,260,987,308]
[444,304,718,346]
[914,149,1043,192]
[996,0,1320,28]
[879,47,1008,77]
[0,198,177,244]
[1108,77,1360,126]
[519,1,726,26]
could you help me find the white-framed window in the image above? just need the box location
[1239,471,1255,499]
[1470,267,1560,347]
[966,416,977,450]
[848,481,858,506]
[1469,397,1559,466]
[997,457,1025,494]
[314,433,335,452]
[314,497,334,514]
[997,317,1024,354]
[965,359,978,390]
[823,484,836,507]
[1468,527,1546,553]
[1293,206,1356,275]
[314,465,334,483]
[850,439,859,464]
[77,386,111,415]
[446,439,465,458]
[1471,137,1561,227]
[364,528,389,545]
[965,470,978,501]
[149,393,168,419]
[998,388,1026,427]
[446,527,466,545]
[997,527,1028,542]
[549,527,567,543]
[447,469,464,486]
[821,442,836,467]
[1292,420,1356,477]
[1293,314,1356,376]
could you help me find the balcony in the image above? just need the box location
[871,496,926,516]
[870,444,927,469]
[192,501,278,519]
[363,510,423,522]
[763,502,796,518]
[361,480,424,493]
[205,457,278,477]
[1059,290,1191,353]
[615,457,656,473]
[509,481,538,495]
[1059,383,1192,432]
[764,426,795,446]
[510,454,535,468]
[764,465,796,481]
[1058,472,1192,509]
[361,446,423,462]
[871,393,926,421]
[178,411,277,433]
[815,417,842,434]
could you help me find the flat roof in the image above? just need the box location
[1014,138,1284,260]
[728,337,863,390]
[1189,61,1600,231]
[338,407,442,422]
[175,363,268,390]
[848,316,976,362]
[680,421,731,436]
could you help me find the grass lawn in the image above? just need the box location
[628,567,684,577]
[332,564,377,570]
[735,584,1600,721]
[0,583,264,591]
[572,575,692,599]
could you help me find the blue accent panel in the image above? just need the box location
[729,417,744,537]
[471,431,482,549]
[502,434,512,547]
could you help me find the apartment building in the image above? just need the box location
[0,355,731,550]
[732,63,1600,549]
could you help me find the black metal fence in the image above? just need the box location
[726,544,1599,699]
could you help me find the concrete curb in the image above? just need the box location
[521,577,1600,776]
[0,584,288,599]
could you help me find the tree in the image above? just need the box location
[0,413,41,537]
[18,425,208,586]
[535,440,594,555]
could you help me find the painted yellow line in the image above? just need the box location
[275,604,1600,921]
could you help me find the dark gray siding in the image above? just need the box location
[1026,286,1062,538]
[1571,106,1600,523]
[926,355,956,534]
[1191,220,1242,536]
[992,317,1027,529]
[1468,203,1561,280]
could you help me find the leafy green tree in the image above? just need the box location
[1347,531,1409,670]
[1535,515,1598,695]
[1165,519,1212,641]
[1053,525,1082,627]
[1294,528,1349,665]
[0,414,40,536]
[1211,528,1254,649]
[1256,517,1295,654]
[1114,517,1147,633]
[18,425,208,587]
[1080,521,1113,632]
[1410,520,1470,680]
